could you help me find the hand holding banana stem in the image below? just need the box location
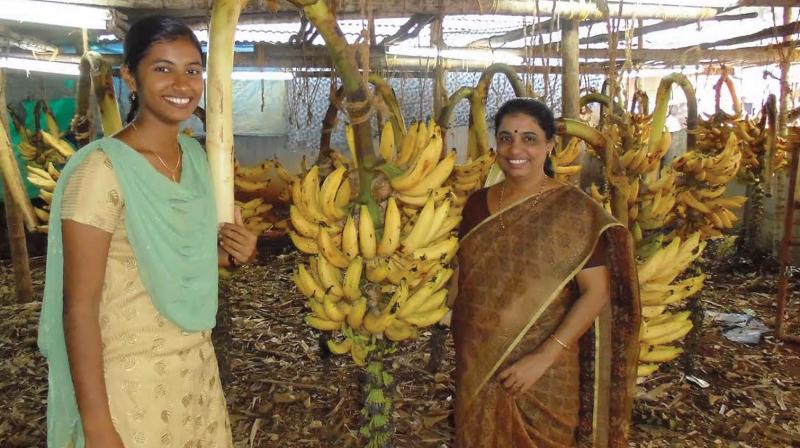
[219,207,258,266]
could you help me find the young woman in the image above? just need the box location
[38,16,256,448]
[451,98,640,447]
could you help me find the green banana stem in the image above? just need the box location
[206,0,247,224]
[368,73,407,145]
[469,64,529,159]
[85,51,123,136]
[648,73,697,156]
[556,118,607,155]
[72,55,94,146]
[360,340,394,448]
[299,0,377,214]
[438,86,473,129]
[580,92,625,118]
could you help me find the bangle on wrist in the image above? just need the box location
[550,334,569,350]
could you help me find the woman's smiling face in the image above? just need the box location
[124,36,204,125]
[495,112,554,180]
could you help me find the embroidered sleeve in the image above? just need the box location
[61,151,124,233]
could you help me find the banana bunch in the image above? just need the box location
[674,185,747,239]
[635,168,679,232]
[25,162,60,232]
[635,233,705,376]
[446,150,495,209]
[233,158,297,236]
[618,126,671,176]
[290,124,461,366]
[553,137,582,183]
[673,133,741,185]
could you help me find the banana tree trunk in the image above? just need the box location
[207,0,247,224]
[85,51,123,136]
[72,55,94,146]
[0,69,33,302]
[0,70,37,231]
[469,63,529,159]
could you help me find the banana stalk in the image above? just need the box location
[72,54,94,146]
[631,90,649,115]
[368,73,407,145]
[319,85,344,155]
[207,0,247,224]
[85,51,123,136]
[648,73,698,155]
[437,86,473,129]
[297,0,378,217]
[713,68,742,120]
[469,64,529,159]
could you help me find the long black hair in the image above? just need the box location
[493,98,556,178]
[123,16,204,123]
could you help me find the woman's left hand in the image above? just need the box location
[497,341,562,397]
[220,207,258,266]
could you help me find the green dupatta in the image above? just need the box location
[38,135,219,448]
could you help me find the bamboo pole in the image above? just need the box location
[432,15,448,121]
[71,54,95,146]
[0,70,37,231]
[0,69,33,303]
[206,0,247,224]
[561,18,580,119]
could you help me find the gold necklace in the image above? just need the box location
[130,121,182,181]
[498,177,550,231]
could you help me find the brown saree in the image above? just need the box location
[452,185,640,448]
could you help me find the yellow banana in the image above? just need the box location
[290,205,320,239]
[27,174,56,191]
[316,255,344,297]
[395,187,449,207]
[401,150,457,197]
[412,236,459,263]
[637,363,659,377]
[358,205,377,260]
[422,198,451,247]
[378,197,401,257]
[401,306,449,327]
[345,124,358,168]
[401,195,436,253]
[362,311,394,335]
[639,345,683,363]
[301,166,328,223]
[34,207,49,222]
[327,338,352,355]
[289,231,319,254]
[384,320,417,342]
[335,176,352,209]
[379,121,395,162]
[342,215,360,260]
[294,264,325,300]
[305,315,341,331]
[643,320,693,345]
[413,288,448,314]
[342,256,363,301]
[365,258,390,283]
[317,226,349,268]
[319,166,347,221]
[390,132,443,191]
[38,189,53,204]
[347,297,368,329]
[396,122,419,166]
[323,293,348,322]
[39,131,75,157]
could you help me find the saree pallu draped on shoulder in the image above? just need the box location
[452,186,640,448]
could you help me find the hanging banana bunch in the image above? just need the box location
[233,157,296,236]
[290,121,461,368]
[552,137,583,183]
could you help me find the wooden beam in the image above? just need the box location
[738,0,800,6]
[580,12,759,46]
[5,41,795,71]
[467,19,562,49]
[46,0,721,20]
[378,14,435,47]
[683,19,800,50]
[0,25,58,53]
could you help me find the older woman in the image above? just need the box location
[451,98,640,447]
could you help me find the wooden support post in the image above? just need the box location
[561,18,580,118]
[432,15,447,120]
[776,128,800,343]
[0,69,33,303]
[778,8,793,135]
